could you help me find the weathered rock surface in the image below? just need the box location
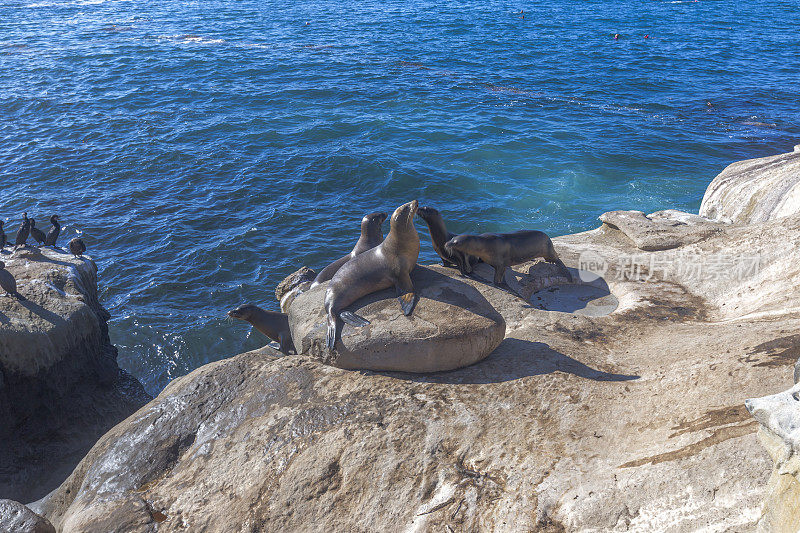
[274,266,316,312]
[0,499,55,533]
[746,381,800,532]
[0,247,149,502]
[700,145,800,224]
[32,148,800,531]
[599,209,725,251]
[289,265,506,372]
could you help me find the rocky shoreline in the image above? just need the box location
[3,146,800,531]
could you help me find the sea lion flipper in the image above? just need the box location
[278,332,295,355]
[397,292,417,316]
[340,311,370,327]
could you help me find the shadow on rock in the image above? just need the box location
[391,338,639,384]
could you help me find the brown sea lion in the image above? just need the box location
[311,211,388,288]
[444,230,572,290]
[416,206,479,276]
[324,200,420,350]
[228,304,295,355]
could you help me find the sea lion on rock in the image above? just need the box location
[311,211,388,288]
[324,200,421,350]
[14,213,29,248]
[45,215,60,246]
[29,219,46,246]
[228,304,295,355]
[69,237,86,258]
[417,206,479,276]
[0,261,22,298]
[444,230,572,291]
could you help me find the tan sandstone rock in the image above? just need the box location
[31,149,800,531]
[0,499,55,533]
[0,247,148,502]
[700,146,800,224]
[288,265,506,372]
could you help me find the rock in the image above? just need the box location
[745,383,800,532]
[0,247,149,502]
[598,209,724,251]
[274,266,316,312]
[700,147,800,224]
[0,499,55,533]
[34,149,800,531]
[288,265,506,372]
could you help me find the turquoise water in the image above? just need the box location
[1,0,798,395]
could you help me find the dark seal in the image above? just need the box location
[311,211,388,288]
[416,206,479,276]
[445,230,572,289]
[324,200,420,349]
[228,304,295,355]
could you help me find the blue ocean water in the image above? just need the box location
[1,0,798,395]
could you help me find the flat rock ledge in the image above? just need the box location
[0,246,149,502]
[288,265,506,372]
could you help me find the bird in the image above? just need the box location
[69,238,86,258]
[0,220,6,250]
[0,261,21,298]
[14,213,30,248]
[30,219,46,246]
[44,215,61,246]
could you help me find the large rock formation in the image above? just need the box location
[0,247,149,503]
[700,144,800,224]
[289,265,506,372]
[28,146,800,531]
[746,381,800,532]
[0,499,55,533]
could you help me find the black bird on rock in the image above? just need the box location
[0,220,6,250]
[69,237,86,258]
[0,260,21,299]
[45,215,61,246]
[14,213,30,248]
[30,219,46,246]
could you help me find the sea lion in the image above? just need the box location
[0,221,6,250]
[0,261,21,298]
[444,230,572,290]
[14,213,29,248]
[228,304,295,355]
[416,206,479,276]
[45,215,60,246]
[69,238,86,257]
[311,211,388,288]
[29,219,46,246]
[324,200,420,350]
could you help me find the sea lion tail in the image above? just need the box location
[340,311,370,327]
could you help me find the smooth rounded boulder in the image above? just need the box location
[0,499,55,533]
[288,265,506,372]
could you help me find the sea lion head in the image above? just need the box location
[362,211,388,229]
[390,199,418,230]
[444,234,472,254]
[228,304,259,321]
[416,206,441,223]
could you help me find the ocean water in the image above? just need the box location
[1,0,798,395]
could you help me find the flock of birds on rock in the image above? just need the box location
[0,212,88,299]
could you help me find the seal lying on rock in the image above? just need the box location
[228,304,295,355]
[444,230,572,291]
[324,200,420,350]
[416,206,479,276]
[311,211,387,288]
